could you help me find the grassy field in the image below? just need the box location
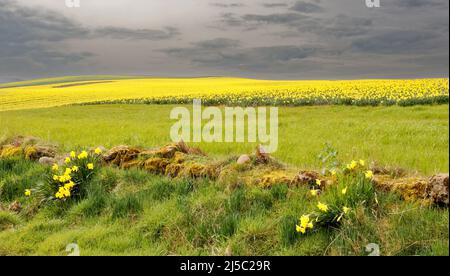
[0,158,448,256]
[0,104,448,175]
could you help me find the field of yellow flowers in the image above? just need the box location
[0,77,448,111]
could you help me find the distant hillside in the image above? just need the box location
[0,76,147,89]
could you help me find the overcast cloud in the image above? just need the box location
[0,0,448,82]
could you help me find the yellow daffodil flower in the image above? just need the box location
[64,181,75,190]
[58,174,71,183]
[64,168,72,175]
[317,202,329,212]
[365,170,374,179]
[347,160,358,170]
[78,151,88,160]
[343,207,350,214]
[24,189,31,196]
[94,147,102,155]
[56,186,72,199]
[296,225,306,234]
[87,163,94,170]
[300,215,309,227]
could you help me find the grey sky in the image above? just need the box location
[0,0,448,82]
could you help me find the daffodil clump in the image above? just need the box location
[39,148,102,202]
[345,159,368,173]
[51,164,75,199]
[296,215,314,234]
[296,202,352,235]
[322,158,374,181]
[343,159,375,186]
[298,159,376,235]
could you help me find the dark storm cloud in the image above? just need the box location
[0,0,179,80]
[315,15,373,38]
[162,38,240,56]
[393,0,447,8]
[215,13,245,28]
[0,0,88,42]
[162,38,318,71]
[162,38,240,57]
[215,12,373,38]
[272,14,373,38]
[0,0,448,81]
[242,13,308,25]
[210,3,245,8]
[188,0,447,78]
[93,26,179,40]
[290,1,324,13]
[211,12,309,31]
[351,30,444,54]
[0,0,179,42]
[193,38,241,49]
[0,0,90,76]
[262,3,289,8]
[230,45,317,69]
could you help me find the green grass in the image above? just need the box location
[0,158,47,202]
[0,211,21,231]
[0,159,447,256]
[1,104,448,175]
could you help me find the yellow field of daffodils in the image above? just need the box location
[0,77,448,111]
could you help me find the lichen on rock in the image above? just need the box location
[0,136,56,160]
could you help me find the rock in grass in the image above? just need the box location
[292,171,320,186]
[8,201,21,213]
[428,174,449,206]
[103,145,142,167]
[255,145,270,164]
[237,154,251,164]
[39,156,56,165]
[0,135,56,160]
[28,146,56,160]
